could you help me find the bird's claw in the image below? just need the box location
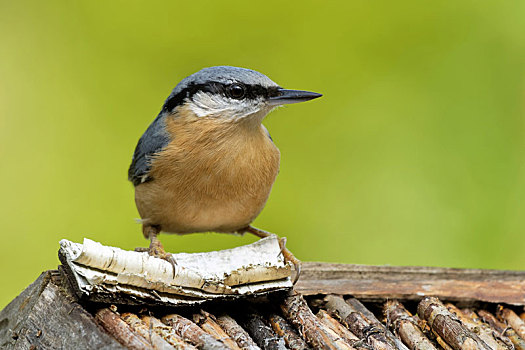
[277,236,302,285]
[141,239,178,278]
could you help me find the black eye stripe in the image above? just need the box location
[162,82,280,112]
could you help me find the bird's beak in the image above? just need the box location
[268,88,323,106]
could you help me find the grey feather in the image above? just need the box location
[128,112,170,186]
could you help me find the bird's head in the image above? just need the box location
[161,66,322,126]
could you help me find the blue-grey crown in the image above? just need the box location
[162,66,279,112]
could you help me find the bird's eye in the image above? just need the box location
[227,83,246,99]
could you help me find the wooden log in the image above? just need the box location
[162,313,229,350]
[318,325,355,350]
[95,308,152,350]
[216,314,261,350]
[417,297,491,350]
[383,300,438,350]
[411,313,454,350]
[324,295,398,350]
[193,311,242,350]
[297,263,525,305]
[316,309,360,345]
[409,312,459,350]
[281,293,345,350]
[445,304,510,350]
[346,298,408,350]
[460,309,514,350]
[142,315,197,349]
[313,314,356,350]
[477,310,525,350]
[239,312,287,350]
[268,313,309,350]
[498,307,525,340]
[435,336,455,350]
[121,312,174,350]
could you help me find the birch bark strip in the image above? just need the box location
[59,237,291,297]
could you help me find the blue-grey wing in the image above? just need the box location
[128,113,170,186]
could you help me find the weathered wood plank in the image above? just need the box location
[0,271,124,349]
[0,272,52,348]
[296,263,525,305]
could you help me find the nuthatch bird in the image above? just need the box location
[128,66,322,281]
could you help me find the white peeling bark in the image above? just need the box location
[59,236,292,306]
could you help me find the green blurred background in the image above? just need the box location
[1,0,524,308]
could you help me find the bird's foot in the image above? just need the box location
[136,236,177,278]
[241,226,302,285]
[277,237,302,285]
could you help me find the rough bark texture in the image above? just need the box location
[268,313,309,350]
[239,312,287,350]
[162,313,229,350]
[3,262,525,350]
[297,263,525,305]
[346,298,408,350]
[0,271,125,350]
[383,300,438,350]
[498,307,525,340]
[445,304,510,350]
[216,314,261,350]
[142,316,197,349]
[460,309,515,350]
[95,308,152,350]
[281,293,345,350]
[193,311,242,350]
[316,309,359,345]
[324,295,398,350]
[478,310,525,350]
[121,312,174,350]
[417,297,491,350]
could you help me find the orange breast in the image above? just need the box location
[134,108,280,234]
